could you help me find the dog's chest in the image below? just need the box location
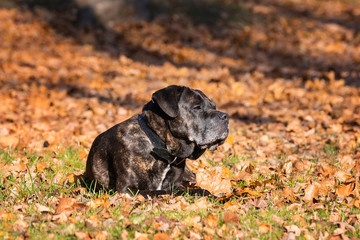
[156,164,171,190]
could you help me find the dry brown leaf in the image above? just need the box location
[328,235,342,240]
[303,182,321,203]
[248,198,268,209]
[234,187,264,198]
[36,161,47,172]
[225,133,234,145]
[304,233,315,240]
[340,155,355,171]
[204,213,219,228]
[134,232,148,240]
[0,135,19,147]
[86,215,99,229]
[223,211,240,224]
[293,160,312,172]
[55,198,86,215]
[336,182,355,198]
[94,231,108,240]
[74,231,91,240]
[153,232,170,240]
[284,225,301,236]
[0,162,27,177]
[283,186,295,202]
[292,215,307,227]
[55,198,77,215]
[194,197,210,209]
[182,215,201,227]
[196,167,232,196]
[0,211,15,221]
[35,203,52,213]
[259,223,271,234]
[334,170,354,183]
[13,219,29,232]
[87,195,110,209]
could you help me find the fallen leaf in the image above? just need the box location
[196,167,232,196]
[36,203,52,213]
[223,211,240,224]
[283,186,295,202]
[225,133,234,145]
[74,231,90,240]
[134,232,148,240]
[0,212,15,221]
[95,231,108,240]
[303,182,321,203]
[153,232,170,240]
[336,182,355,198]
[334,170,354,183]
[13,219,29,232]
[259,223,271,234]
[234,187,264,198]
[284,225,301,236]
[204,213,219,228]
[304,233,315,240]
[0,135,19,147]
[36,161,47,172]
[55,198,86,215]
[87,195,110,208]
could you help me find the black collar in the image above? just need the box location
[138,114,177,164]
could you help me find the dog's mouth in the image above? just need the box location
[199,138,226,151]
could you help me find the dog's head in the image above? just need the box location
[151,85,229,151]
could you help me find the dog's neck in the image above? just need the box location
[142,105,196,159]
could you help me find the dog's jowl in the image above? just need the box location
[84,85,229,193]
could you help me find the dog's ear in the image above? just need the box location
[152,85,185,118]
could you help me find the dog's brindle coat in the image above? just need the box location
[84,85,229,193]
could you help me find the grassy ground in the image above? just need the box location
[1,145,360,239]
[1,0,360,239]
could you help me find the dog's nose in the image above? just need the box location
[218,112,229,121]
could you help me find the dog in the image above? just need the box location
[84,85,229,194]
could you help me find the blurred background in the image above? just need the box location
[0,0,360,156]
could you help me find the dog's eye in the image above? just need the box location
[193,105,201,110]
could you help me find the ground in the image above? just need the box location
[1,0,360,239]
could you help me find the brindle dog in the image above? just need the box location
[84,85,229,194]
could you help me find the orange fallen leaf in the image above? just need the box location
[196,167,232,196]
[0,211,15,221]
[36,161,47,172]
[336,182,355,198]
[223,211,240,224]
[74,231,91,240]
[67,173,75,183]
[95,231,108,240]
[153,232,170,240]
[0,135,19,147]
[221,166,232,178]
[303,182,321,203]
[259,223,271,234]
[0,162,27,176]
[55,198,77,215]
[334,170,354,183]
[204,213,219,228]
[55,198,86,215]
[13,219,29,232]
[234,187,263,198]
[225,133,234,145]
[87,195,110,209]
[283,186,295,202]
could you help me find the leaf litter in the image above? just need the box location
[1,0,360,239]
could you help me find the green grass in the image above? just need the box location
[1,145,360,239]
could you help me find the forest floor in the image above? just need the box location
[1,0,360,239]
